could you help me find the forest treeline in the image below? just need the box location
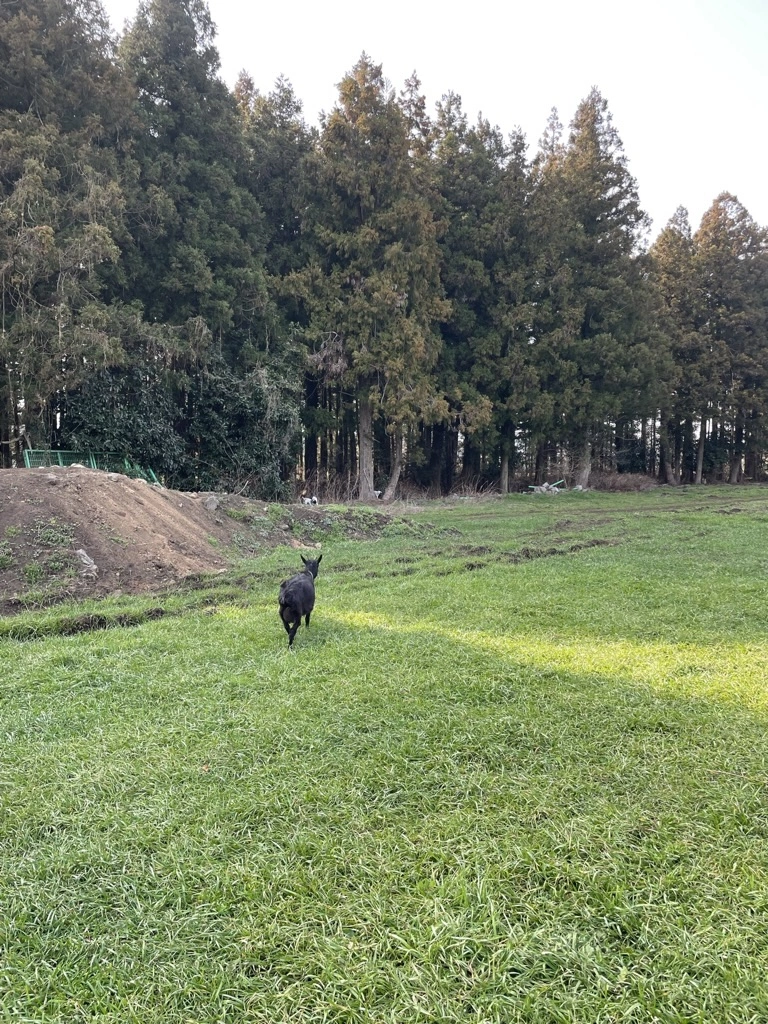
[2,0,767,496]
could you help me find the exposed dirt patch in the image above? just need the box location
[0,467,395,615]
[501,538,616,564]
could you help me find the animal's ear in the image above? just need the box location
[300,555,307,565]
[317,553,322,564]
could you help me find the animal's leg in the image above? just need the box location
[305,611,311,628]
[288,620,300,647]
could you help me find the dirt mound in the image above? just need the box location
[0,467,393,614]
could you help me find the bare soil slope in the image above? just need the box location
[0,466,389,615]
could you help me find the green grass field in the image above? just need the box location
[2,488,768,1023]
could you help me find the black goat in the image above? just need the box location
[278,554,322,647]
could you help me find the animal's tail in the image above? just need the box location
[279,587,304,623]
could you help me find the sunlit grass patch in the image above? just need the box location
[327,606,768,710]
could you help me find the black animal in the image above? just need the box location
[278,554,322,647]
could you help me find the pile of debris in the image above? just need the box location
[528,479,565,495]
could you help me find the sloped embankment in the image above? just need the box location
[0,467,395,614]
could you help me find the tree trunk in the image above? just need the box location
[335,387,345,479]
[729,414,744,483]
[661,453,678,485]
[746,409,761,481]
[426,424,442,492]
[345,393,357,480]
[382,428,403,501]
[319,385,328,484]
[357,387,376,500]
[303,371,318,484]
[658,417,679,484]
[640,417,648,475]
[462,436,482,480]
[499,425,514,494]
[534,440,547,484]
[374,416,391,480]
[573,437,592,489]
[714,415,727,481]
[683,417,694,483]
[614,418,624,473]
[694,411,706,484]
[499,453,509,495]
[650,416,657,477]
[443,425,458,494]
[0,386,10,469]
[673,420,683,482]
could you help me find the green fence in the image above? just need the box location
[23,450,159,483]
[23,449,95,469]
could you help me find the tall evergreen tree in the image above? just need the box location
[428,96,501,486]
[650,207,726,483]
[297,55,447,499]
[118,0,268,352]
[694,194,768,482]
[103,0,303,491]
[527,89,657,486]
[425,96,534,492]
[0,0,132,462]
[235,74,319,482]
[237,75,315,285]
[489,127,533,491]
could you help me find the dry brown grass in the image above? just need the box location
[589,470,659,491]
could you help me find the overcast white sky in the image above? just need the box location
[101,0,768,238]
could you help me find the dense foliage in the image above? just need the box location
[2,0,767,492]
